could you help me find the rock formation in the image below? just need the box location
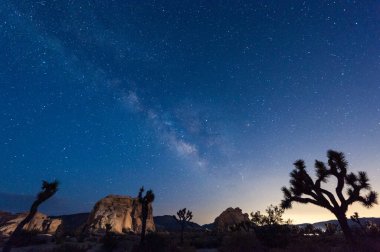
[0,212,61,236]
[50,213,89,237]
[85,195,155,234]
[214,207,250,232]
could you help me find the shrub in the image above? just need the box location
[190,233,222,249]
[324,223,338,236]
[102,224,118,251]
[48,243,91,252]
[255,224,291,248]
[220,233,260,252]
[132,232,172,252]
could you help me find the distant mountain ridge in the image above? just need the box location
[298,217,380,230]
[2,209,380,233]
[154,215,204,231]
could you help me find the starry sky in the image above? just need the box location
[1,1,380,224]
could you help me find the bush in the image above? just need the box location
[219,233,260,252]
[190,233,222,249]
[254,224,290,248]
[48,243,91,252]
[366,221,380,237]
[9,229,48,247]
[324,223,338,236]
[132,233,173,252]
[102,224,119,251]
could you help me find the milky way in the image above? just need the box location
[1,1,380,223]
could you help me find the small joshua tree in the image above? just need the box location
[250,204,290,226]
[102,224,117,251]
[3,180,59,252]
[350,212,366,234]
[138,186,155,245]
[281,150,378,243]
[324,223,338,236]
[173,208,193,244]
[250,205,291,248]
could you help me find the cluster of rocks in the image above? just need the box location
[85,195,155,234]
[1,194,250,239]
[0,212,61,236]
[0,195,155,238]
[213,207,250,232]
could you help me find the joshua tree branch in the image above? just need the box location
[312,180,335,210]
[291,196,323,207]
[346,186,360,206]
[335,175,346,205]
[318,187,340,209]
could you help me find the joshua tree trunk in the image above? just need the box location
[3,180,58,252]
[174,208,192,245]
[180,223,184,244]
[335,211,354,243]
[140,208,147,244]
[137,187,154,245]
[3,200,40,252]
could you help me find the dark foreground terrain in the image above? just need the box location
[1,229,380,252]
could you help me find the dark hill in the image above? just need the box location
[154,215,204,232]
[298,217,380,230]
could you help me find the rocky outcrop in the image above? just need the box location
[0,212,61,236]
[214,207,250,232]
[85,195,155,234]
[51,213,89,237]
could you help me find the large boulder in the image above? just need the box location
[85,195,155,234]
[0,212,61,236]
[214,207,250,232]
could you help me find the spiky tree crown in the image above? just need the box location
[250,204,289,226]
[174,208,193,222]
[138,187,155,204]
[37,180,59,202]
[281,150,378,213]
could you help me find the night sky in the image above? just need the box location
[1,1,380,224]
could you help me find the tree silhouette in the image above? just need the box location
[173,208,193,244]
[3,180,59,252]
[137,186,154,245]
[229,220,255,232]
[324,223,338,236]
[281,150,378,243]
[250,205,290,226]
[350,212,366,234]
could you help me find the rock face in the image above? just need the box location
[85,195,155,234]
[0,212,61,236]
[51,213,89,236]
[214,207,250,232]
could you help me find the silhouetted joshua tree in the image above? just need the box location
[324,223,338,236]
[251,204,290,226]
[350,212,366,234]
[281,150,378,243]
[173,208,193,244]
[3,180,59,252]
[138,186,155,245]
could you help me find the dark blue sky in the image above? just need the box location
[1,0,380,223]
